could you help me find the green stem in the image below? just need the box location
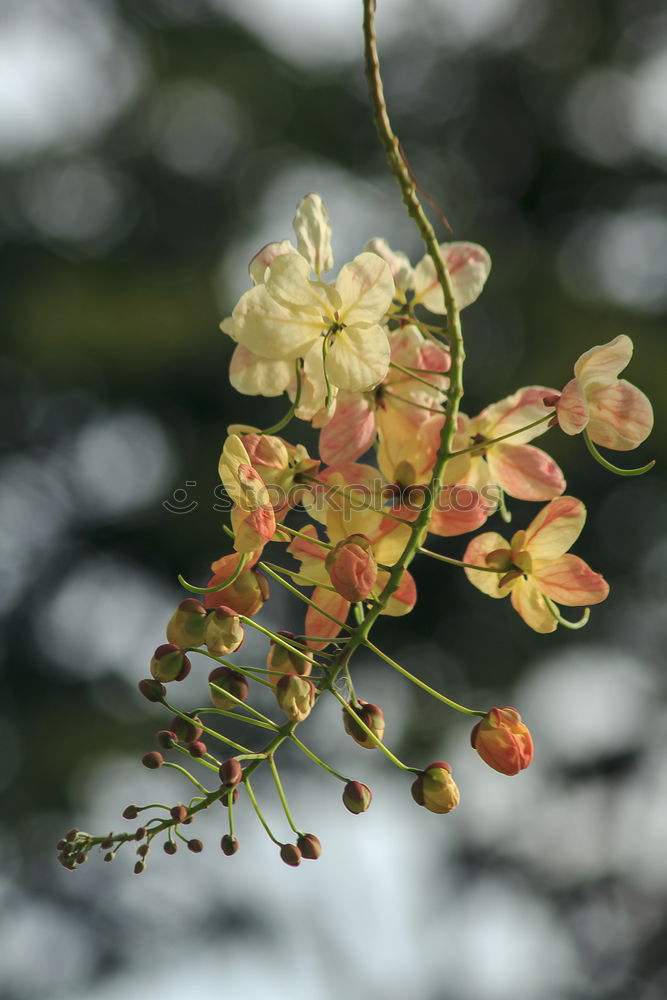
[543,594,591,629]
[268,757,301,835]
[162,761,210,794]
[448,414,551,458]
[258,561,353,631]
[163,698,252,753]
[583,428,655,476]
[418,546,505,573]
[383,390,445,414]
[244,778,282,845]
[331,687,417,771]
[289,733,350,782]
[364,639,485,717]
[178,552,248,595]
[389,360,447,393]
[239,616,331,666]
[260,360,302,435]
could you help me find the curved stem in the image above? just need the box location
[583,428,655,476]
[543,594,591,630]
[290,733,350,782]
[447,414,552,459]
[244,778,282,845]
[178,553,248,595]
[268,757,301,835]
[258,561,353,631]
[383,390,445,414]
[389,360,447,393]
[331,687,417,771]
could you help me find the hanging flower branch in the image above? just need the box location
[56,0,654,874]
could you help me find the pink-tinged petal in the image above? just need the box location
[463,531,511,598]
[487,443,566,501]
[556,378,589,436]
[231,504,275,553]
[413,243,491,313]
[574,334,633,387]
[532,554,609,607]
[524,496,586,561]
[304,588,350,650]
[382,569,417,617]
[248,240,295,285]
[319,392,376,464]
[510,577,557,634]
[430,487,491,537]
[587,380,654,451]
[229,345,293,398]
[475,386,558,443]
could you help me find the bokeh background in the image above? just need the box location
[1,0,666,997]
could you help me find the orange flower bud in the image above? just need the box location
[411,761,460,814]
[470,706,533,775]
[205,606,244,656]
[325,534,377,602]
[204,554,269,618]
[275,674,315,723]
[342,700,386,749]
[166,598,209,647]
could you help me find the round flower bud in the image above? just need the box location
[157,729,177,749]
[166,598,209,648]
[188,740,208,759]
[297,833,322,860]
[280,843,302,867]
[219,758,243,788]
[208,667,249,711]
[411,761,460,814]
[342,781,372,814]
[342,699,386,749]
[267,631,311,689]
[150,644,191,683]
[187,839,204,853]
[205,606,245,657]
[221,834,239,856]
[133,861,145,875]
[141,751,164,770]
[470,706,534,775]
[122,805,139,820]
[170,713,203,744]
[275,674,315,723]
[325,534,377,602]
[170,805,188,822]
[204,555,270,618]
[138,678,166,702]
[163,841,178,855]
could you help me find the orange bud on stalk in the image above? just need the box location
[411,761,460,814]
[342,700,386,749]
[470,706,534,775]
[150,644,191,683]
[325,534,377,602]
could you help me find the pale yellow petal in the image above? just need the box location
[574,334,633,387]
[463,531,512,598]
[293,193,334,276]
[248,240,295,285]
[412,242,491,313]
[524,496,585,561]
[364,237,414,293]
[325,324,390,392]
[229,344,293,397]
[232,282,322,360]
[510,577,557,633]
[335,252,395,325]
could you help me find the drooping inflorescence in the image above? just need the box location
[57,0,654,876]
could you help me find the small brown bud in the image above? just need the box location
[163,841,178,855]
[138,677,166,702]
[297,833,322,860]
[170,713,203,744]
[141,751,164,770]
[104,852,115,863]
[134,861,145,874]
[267,631,311,688]
[280,843,302,867]
[157,730,177,749]
[187,740,208,759]
[342,781,372,814]
[122,805,140,820]
[137,844,149,858]
[170,804,188,823]
[187,839,204,853]
[218,758,243,788]
[208,667,249,711]
[135,827,147,841]
[56,840,68,852]
[100,837,114,850]
[64,829,79,842]
[342,699,386,749]
[220,834,239,856]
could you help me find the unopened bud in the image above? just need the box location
[342,781,372,814]
[325,534,377,602]
[208,667,249,711]
[163,840,178,855]
[157,729,177,749]
[267,631,311,688]
[204,554,270,618]
[342,699,385,749]
[166,598,209,647]
[205,606,245,657]
[221,834,239,856]
[275,674,315,723]
[411,761,460,814]
[138,678,166,702]
[187,740,208,759]
[141,751,164,770]
[219,758,243,788]
[280,843,302,867]
[123,806,139,819]
[134,861,145,874]
[187,839,204,853]
[150,644,191,683]
[137,844,149,858]
[170,804,188,822]
[297,833,322,860]
[170,713,203,744]
[470,706,533,775]
[219,787,239,805]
